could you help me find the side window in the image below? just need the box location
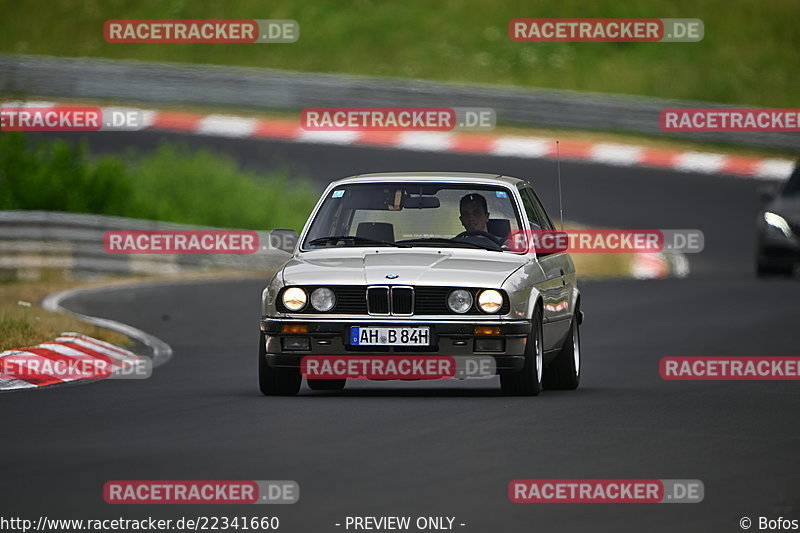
[516,185,544,229]
[526,188,555,230]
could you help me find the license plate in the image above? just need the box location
[349,326,430,346]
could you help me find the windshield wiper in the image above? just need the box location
[309,236,410,248]
[397,238,501,251]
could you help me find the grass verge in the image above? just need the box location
[0,0,797,106]
[0,278,130,352]
[0,132,319,231]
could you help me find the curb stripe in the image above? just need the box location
[491,137,552,158]
[18,346,110,379]
[58,333,140,362]
[0,334,140,391]
[357,131,403,146]
[397,131,453,151]
[1,101,793,179]
[44,341,123,368]
[297,130,362,144]
[197,115,258,138]
[589,144,645,166]
[0,354,68,385]
[149,111,204,131]
[0,377,37,389]
[252,119,301,140]
[756,159,795,179]
[674,152,727,174]
[450,134,498,153]
[58,339,132,365]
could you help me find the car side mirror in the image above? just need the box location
[507,229,568,256]
[269,229,299,254]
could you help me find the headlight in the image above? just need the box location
[310,287,336,312]
[447,289,473,314]
[282,287,307,311]
[477,289,503,313]
[764,212,793,238]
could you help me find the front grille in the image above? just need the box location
[365,286,414,315]
[333,286,368,314]
[391,287,414,315]
[367,287,390,315]
[414,287,452,314]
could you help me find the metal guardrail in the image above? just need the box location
[1,54,796,151]
[0,211,291,280]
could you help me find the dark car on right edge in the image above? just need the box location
[757,160,800,277]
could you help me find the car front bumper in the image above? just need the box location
[260,317,531,372]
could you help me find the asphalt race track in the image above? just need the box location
[2,132,798,532]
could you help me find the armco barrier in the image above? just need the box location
[0,211,292,280]
[0,54,797,151]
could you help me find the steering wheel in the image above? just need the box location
[454,230,505,247]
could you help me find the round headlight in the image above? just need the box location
[282,287,307,311]
[311,287,336,312]
[477,289,503,313]
[447,289,473,314]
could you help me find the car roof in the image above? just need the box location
[328,172,528,188]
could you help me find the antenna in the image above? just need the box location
[556,140,564,231]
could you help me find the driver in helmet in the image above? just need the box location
[459,193,490,233]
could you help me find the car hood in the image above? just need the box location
[281,248,527,287]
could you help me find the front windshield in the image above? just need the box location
[302,182,523,251]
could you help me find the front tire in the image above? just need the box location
[543,310,581,390]
[259,332,301,396]
[500,307,543,396]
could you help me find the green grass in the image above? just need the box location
[0,280,132,351]
[0,0,797,106]
[0,132,318,231]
